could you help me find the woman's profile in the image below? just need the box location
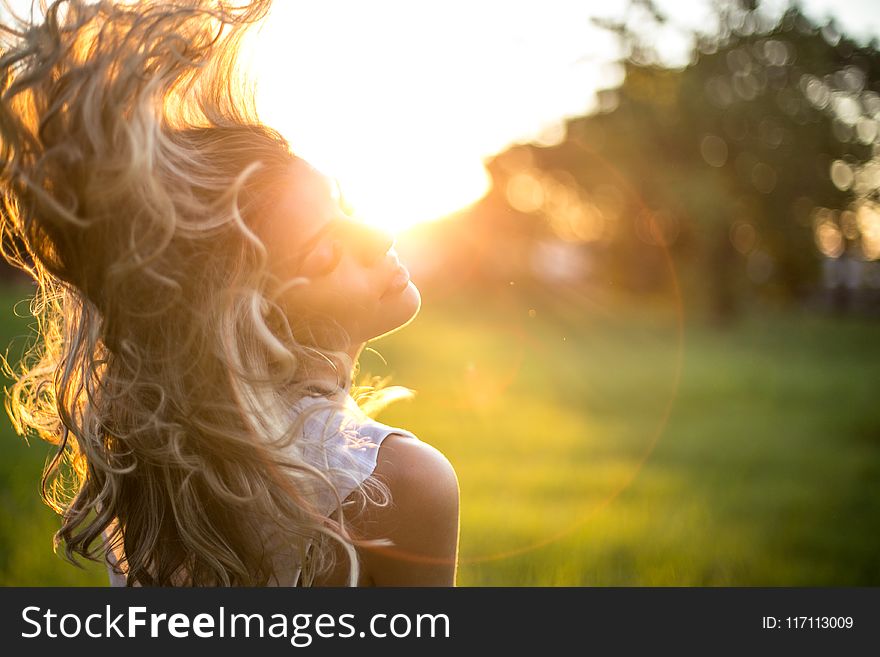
[0,0,459,586]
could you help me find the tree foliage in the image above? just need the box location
[477,1,880,317]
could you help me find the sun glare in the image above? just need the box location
[254,96,493,233]
[242,1,619,235]
[245,4,497,234]
[327,151,492,234]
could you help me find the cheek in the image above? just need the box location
[287,273,382,327]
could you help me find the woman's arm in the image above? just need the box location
[357,434,460,586]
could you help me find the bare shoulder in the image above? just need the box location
[374,433,460,505]
[358,432,460,586]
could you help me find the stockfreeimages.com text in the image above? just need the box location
[21,605,450,646]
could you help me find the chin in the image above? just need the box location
[369,281,421,341]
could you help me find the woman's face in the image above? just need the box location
[264,161,421,348]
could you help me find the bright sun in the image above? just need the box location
[244,4,493,235]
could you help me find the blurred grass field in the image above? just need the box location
[1,280,878,586]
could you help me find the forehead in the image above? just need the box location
[262,160,344,250]
[274,161,340,223]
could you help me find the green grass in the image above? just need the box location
[1,280,878,585]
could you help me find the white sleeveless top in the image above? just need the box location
[105,392,419,586]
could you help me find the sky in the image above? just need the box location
[4,1,880,230]
[798,0,880,43]
[248,0,880,230]
[249,1,626,230]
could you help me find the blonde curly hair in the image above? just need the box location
[0,0,413,586]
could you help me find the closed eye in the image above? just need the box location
[302,237,343,277]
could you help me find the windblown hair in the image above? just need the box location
[0,0,413,586]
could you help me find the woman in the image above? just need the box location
[0,0,459,586]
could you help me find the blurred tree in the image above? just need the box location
[475,0,880,321]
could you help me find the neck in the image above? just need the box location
[300,341,365,397]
